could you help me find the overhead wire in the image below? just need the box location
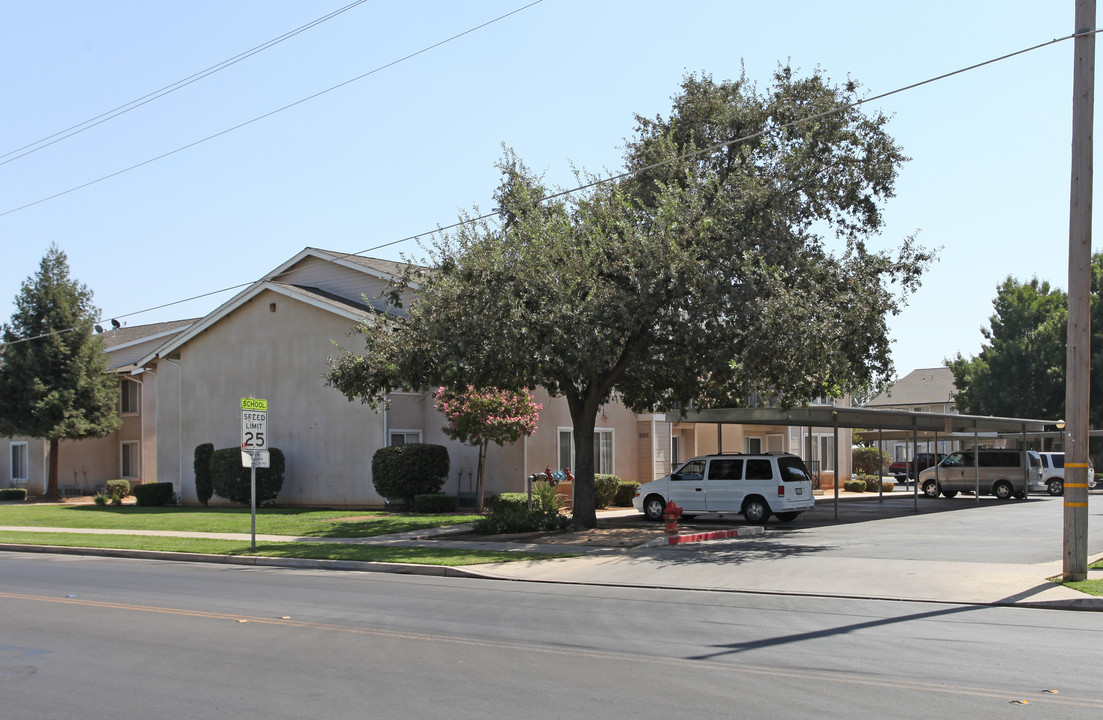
[0,0,372,168]
[0,0,545,219]
[1,27,1094,347]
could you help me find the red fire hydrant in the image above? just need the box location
[663,500,683,534]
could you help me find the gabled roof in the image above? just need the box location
[98,319,197,352]
[865,367,957,408]
[138,247,403,366]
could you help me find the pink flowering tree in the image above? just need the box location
[434,386,541,511]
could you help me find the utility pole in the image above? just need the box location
[1063,0,1095,581]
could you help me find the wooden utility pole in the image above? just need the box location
[1063,0,1095,581]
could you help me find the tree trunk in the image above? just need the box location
[567,394,600,529]
[475,440,488,512]
[46,437,60,501]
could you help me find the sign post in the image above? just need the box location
[241,398,268,551]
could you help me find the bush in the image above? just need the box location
[879,481,894,493]
[471,505,571,534]
[194,443,214,506]
[105,479,131,499]
[371,444,449,506]
[858,474,883,492]
[843,479,867,492]
[486,492,528,512]
[133,482,175,507]
[614,481,640,507]
[412,493,458,513]
[210,447,285,506]
[852,446,891,476]
[93,493,109,506]
[594,474,620,509]
[0,488,27,501]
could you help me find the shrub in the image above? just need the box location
[858,474,883,492]
[412,493,458,513]
[105,479,131,499]
[0,488,27,501]
[880,481,895,493]
[614,481,640,507]
[210,447,285,506]
[594,474,620,508]
[133,482,175,507]
[93,493,109,506]
[530,481,562,512]
[371,444,449,506]
[852,446,891,476]
[486,492,528,512]
[471,505,571,534]
[843,479,867,492]
[194,443,215,507]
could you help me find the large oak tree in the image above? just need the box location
[328,69,933,527]
[0,245,121,500]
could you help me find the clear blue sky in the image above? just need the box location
[1,0,1095,380]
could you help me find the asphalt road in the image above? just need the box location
[2,552,1102,719]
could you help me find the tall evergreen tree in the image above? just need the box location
[0,245,121,500]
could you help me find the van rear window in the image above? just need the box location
[778,457,811,482]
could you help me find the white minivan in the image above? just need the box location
[633,452,815,524]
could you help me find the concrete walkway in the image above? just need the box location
[2,497,1101,611]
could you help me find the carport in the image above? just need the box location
[662,406,1055,519]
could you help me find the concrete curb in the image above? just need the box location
[637,526,765,547]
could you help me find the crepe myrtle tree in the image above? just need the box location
[328,69,933,528]
[434,386,541,511]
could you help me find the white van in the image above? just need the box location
[1031,451,1096,496]
[632,452,815,524]
[917,448,1041,500]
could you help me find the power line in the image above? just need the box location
[1,28,1090,348]
[0,0,372,168]
[0,0,545,219]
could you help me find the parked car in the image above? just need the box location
[917,449,1041,500]
[633,452,815,524]
[1030,451,1096,496]
[888,453,946,483]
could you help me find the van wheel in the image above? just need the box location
[941,490,958,499]
[1014,490,1027,500]
[742,497,770,524]
[1046,479,1063,496]
[993,481,1013,500]
[775,512,800,522]
[922,480,940,498]
[643,495,666,521]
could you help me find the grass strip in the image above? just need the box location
[0,531,574,566]
[0,505,482,537]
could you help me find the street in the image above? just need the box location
[2,551,1101,719]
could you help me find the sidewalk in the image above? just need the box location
[2,498,1101,610]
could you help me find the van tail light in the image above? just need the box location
[778,485,785,497]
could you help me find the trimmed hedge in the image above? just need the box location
[486,492,528,512]
[105,479,131,499]
[412,493,458,513]
[210,447,285,506]
[843,479,867,492]
[194,443,214,506]
[471,505,570,534]
[594,474,620,509]
[371,444,449,506]
[133,482,176,507]
[0,488,27,501]
[613,481,640,507]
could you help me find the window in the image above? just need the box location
[121,441,139,479]
[673,459,705,480]
[745,458,773,480]
[670,435,681,466]
[557,427,615,474]
[389,430,422,446]
[707,458,743,480]
[10,442,28,483]
[120,379,140,414]
[745,436,762,454]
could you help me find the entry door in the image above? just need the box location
[704,458,744,514]
[667,459,708,512]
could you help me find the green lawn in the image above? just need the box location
[1061,559,1103,596]
[0,531,564,565]
[0,505,482,537]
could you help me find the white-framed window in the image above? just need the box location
[121,441,139,479]
[745,436,762,454]
[557,427,614,474]
[10,442,29,483]
[671,435,681,466]
[389,430,422,446]
[120,378,140,415]
[807,434,835,472]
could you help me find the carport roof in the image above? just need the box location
[662,406,1056,436]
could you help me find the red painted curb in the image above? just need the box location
[664,529,744,545]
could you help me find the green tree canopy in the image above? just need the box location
[0,244,121,499]
[328,69,933,527]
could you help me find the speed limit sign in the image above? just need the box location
[241,397,268,451]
